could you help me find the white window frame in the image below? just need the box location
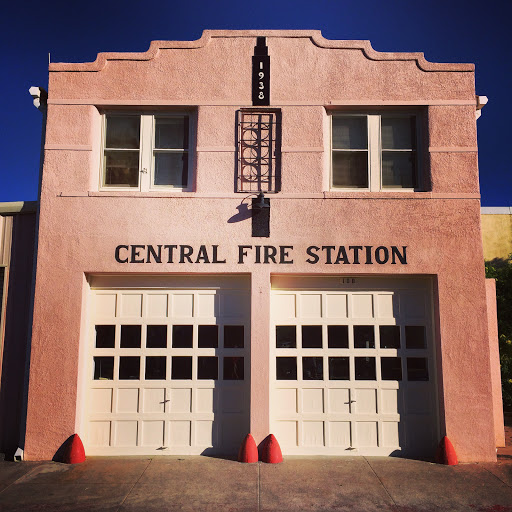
[330,112,421,192]
[100,112,194,192]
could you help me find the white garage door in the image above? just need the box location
[85,276,250,455]
[270,276,438,457]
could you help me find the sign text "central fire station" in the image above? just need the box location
[115,245,407,265]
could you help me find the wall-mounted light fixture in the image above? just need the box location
[247,192,270,237]
[252,192,270,210]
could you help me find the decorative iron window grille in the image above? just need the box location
[237,109,281,193]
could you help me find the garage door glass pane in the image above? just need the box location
[276,357,297,380]
[119,356,140,380]
[223,357,244,380]
[407,357,429,381]
[329,357,350,380]
[121,325,141,348]
[198,325,218,348]
[302,357,323,380]
[145,356,166,380]
[94,356,114,380]
[328,325,349,348]
[172,356,192,379]
[355,357,376,380]
[198,356,218,380]
[172,325,193,348]
[96,325,115,348]
[276,326,296,348]
[379,325,400,349]
[302,326,322,348]
[147,325,167,348]
[224,325,244,348]
[381,357,402,380]
[354,325,375,348]
[405,326,426,349]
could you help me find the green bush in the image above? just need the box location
[485,254,512,411]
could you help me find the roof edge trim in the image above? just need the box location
[48,29,475,73]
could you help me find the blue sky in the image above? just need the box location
[2,0,510,205]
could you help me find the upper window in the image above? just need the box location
[101,113,191,191]
[331,113,419,191]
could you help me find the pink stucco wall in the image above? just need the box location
[25,30,498,461]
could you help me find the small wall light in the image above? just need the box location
[253,192,270,210]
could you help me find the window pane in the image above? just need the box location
[119,356,140,380]
[154,152,188,187]
[328,325,349,348]
[172,325,193,348]
[355,357,376,380]
[223,357,244,380]
[276,357,297,380]
[155,117,188,149]
[147,325,167,348]
[302,325,322,348]
[93,356,114,380]
[276,326,296,348]
[332,152,368,188]
[120,325,141,348]
[171,356,192,379]
[95,325,115,348]
[354,325,375,349]
[198,356,218,380]
[407,357,429,381]
[405,326,426,349]
[332,117,367,149]
[381,357,402,380]
[382,152,416,188]
[381,117,414,149]
[198,325,218,348]
[329,357,350,380]
[104,151,139,187]
[106,116,140,149]
[379,325,400,349]
[302,357,323,380]
[145,356,166,380]
[224,325,244,348]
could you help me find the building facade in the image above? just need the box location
[20,30,502,461]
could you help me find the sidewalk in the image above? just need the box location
[0,453,511,512]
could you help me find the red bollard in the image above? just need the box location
[261,434,283,464]
[238,433,258,463]
[435,436,458,465]
[62,434,86,464]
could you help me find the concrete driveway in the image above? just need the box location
[0,455,511,512]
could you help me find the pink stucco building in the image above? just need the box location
[1,30,504,462]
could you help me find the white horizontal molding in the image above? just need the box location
[48,99,252,106]
[196,146,235,153]
[327,99,476,106]
[281,147,324,153]
[45,144,92,151]
[481,207,512,214]
[429,146,478,153]
[59,191,483,200]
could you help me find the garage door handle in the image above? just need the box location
[345,400,356,404]
[161,399,170,404]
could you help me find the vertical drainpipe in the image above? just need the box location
[16,87,48,460]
